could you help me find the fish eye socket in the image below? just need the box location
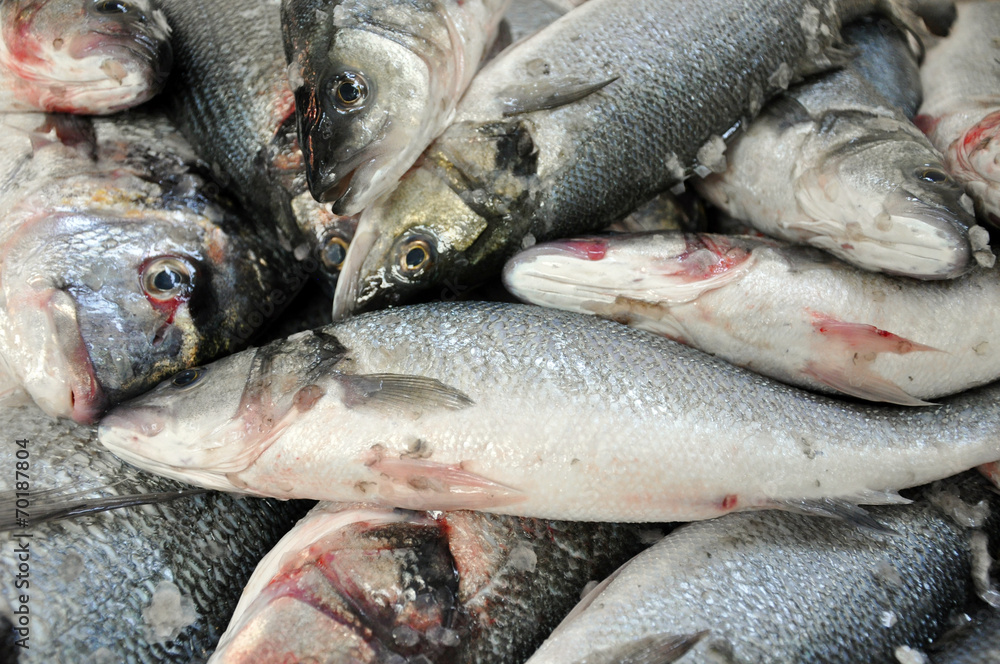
[171,367,204,388]
[93,0,132,14]
[327,72,369,110]
[141,256,195,302]
[397,238,435,275]
[915,166,951,184]
[322,235,350,270]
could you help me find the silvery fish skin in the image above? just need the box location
[161,0,350,288]
[0,401,310,663]
[917,2,1000,227]
[502,232,1000,405]
[208,502,651,663]
[331,0,927,318]
[0,111,299,423]
[525,474,998,664]
[695,19,977,279]
[0,0,171,114]
[282,0,511,214]
[100,301,1000,523]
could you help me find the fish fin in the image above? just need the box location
[363,453,525,511]
[581,631,710,664]
[841,489,912,506]
[768,497,898,535]
[768,93,815,128]
[809,313,941,355]
[803,359,934,406]
[500,76,618,116]
[337,373,474,413]
[880,0,931,59]
[0,487,204,530]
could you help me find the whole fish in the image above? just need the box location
[917,1,1000,227]
[695,18,977,279]
[282,0,511,214]
[0,0,172,115]
[503,232,1000,405]
[331,0,927,318]
[208,501,652,663]
[100,301,1000,523]
[525,474,999,664]
[160,0,348,290]
[0,111,300,422]
[0,401,311,663]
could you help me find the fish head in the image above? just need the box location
[0,0,172,113]
[0,203,298,422]
[795,125,974,279]
[333,167,489,319]
[945,109,1000,227]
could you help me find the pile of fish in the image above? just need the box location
[4,0,1000,661]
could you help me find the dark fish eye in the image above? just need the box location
[141,256,195,302]
[171,368,204,388]
[322,235,350,270]
[915,166,951,184]
[94,0,131,14]
[326,72,369,111]
[397,238,435,274]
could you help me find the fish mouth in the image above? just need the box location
[948,110,1000,225]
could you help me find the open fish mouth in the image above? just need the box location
[948,110,1000,225]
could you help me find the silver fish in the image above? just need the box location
[0,111,300,422]
[917,1,1000,228]
[0,401,311,663]
[282,0,511,214]
[525,474,999,664]
[695,18,977,279]
[331,0,927,318]
[0,0,172,114]
[503,231,1000,405]
[208,501,652,663]
[100,301,1000,523]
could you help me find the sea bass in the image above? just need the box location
[331,0,928,318]
[0,401,311,663]
[100,301,1000,523]
[161,0,349,289]
[503,232,1000,405]
[208,501,652,663]
[695,18,978,279]
[0,0,172,114]
[0,111,299,422]
[917,1,1000,228]
[282,0,511,214]
[524,474,1000,664]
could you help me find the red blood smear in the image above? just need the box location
[913,114,940,137]
[563,239,607,261]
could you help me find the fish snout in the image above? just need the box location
[99,405,168,442]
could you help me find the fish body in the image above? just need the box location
[918,1,1000,227]
[209,501,651,663]
[503,232,1000,405]
[0,111,299,422]
[0,401,310,663]
[283,0,511,214]
[0,0,172,114]
[331,0,926,317]
[930,608,1000,664]
[524,474,999,664]
[695,18,977,279]
[101,301,1000,522]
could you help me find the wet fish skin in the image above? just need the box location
[0,0,172,114]
[0,111,300,422]
[283,0,511,214]
[100,301,1000,523]
[209,502,653,663]
[331,0,927,317]
[696,18,976,279]
[525,474,998,664]
[503,231,1000,404]
[917,2,1000,228]
[0,401,311,663]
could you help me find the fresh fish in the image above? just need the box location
[917,2,1000,227]
[0,111,300,422]
[503,231,1000,405]
[208,501,652,663]
[525,473,999,664]
[695,18,978,279]
[100,301,1000,523]
[282,0,511,214]
[0,401,311,663]
[161,0,348,290]
[331,0,927,318]
[0,0,172,114]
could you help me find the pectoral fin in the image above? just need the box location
[768,497,897,535]
[337,373,474,413]
[364,454,525,511]
[500,76,618,116]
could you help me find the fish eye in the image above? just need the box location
[171,368,204,388]
[141,256,195,302]
[914,166,951,184]
[93,0,132,14]
[322,235,350,270]
[396,237,436,276]
[326,72,369,111]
